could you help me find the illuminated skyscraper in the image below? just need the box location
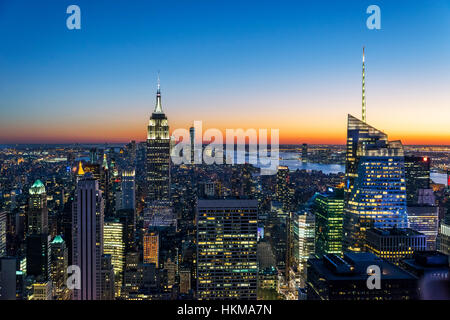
[343,115,408,251]
[312,188,344,256]
[146,77,171,202]
[121,170,136,210]
[143,231,159,266]
[292,209,315,281]
[196,200,258,300]
[72,174,104,300]
[276,166,293,211]
[103,219,125,297]
[0,212,5,257]
[50,235,71,300]
[28,180,48,234]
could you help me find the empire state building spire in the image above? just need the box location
[362,47,366,122]
[154,73,163,113]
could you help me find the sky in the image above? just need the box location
[0,0,449,145]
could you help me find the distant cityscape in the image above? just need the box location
[0,69,449,300]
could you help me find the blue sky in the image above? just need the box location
[0,0,449,143]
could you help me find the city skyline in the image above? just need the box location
[0,1,449,145]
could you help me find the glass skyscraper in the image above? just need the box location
[344,115,408,252]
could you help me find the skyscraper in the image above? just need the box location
[301,144,308,163]
[0,212,6,257]
[50,235,71,300]
[196,200,258,300]
[103,219,125,297]
[343,115,408,252]
[292,209,315,282]
[28,180,48,234]
[146,77,171,203]
[404,156,431,205]
[121,169,136,210]
[72,174,104,300]
[143,231,159,266]
[312,188,344,256]
[276,166,293,212]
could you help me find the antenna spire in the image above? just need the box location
[154,71,163,113]
[362,47,366,122]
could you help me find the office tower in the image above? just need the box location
[196,200,258,300]
[438,223,450,255]
[0,212,5,257]
[301,143,308,163]
[306,252,418,300]
[50,235,70,300]
[100,254,115,300]
[26,233,50,279]
[121,170,135,210]
[405,156,431,205]
[189,126,195,164]
[143,231,159,265]
[292,210,315,281]
[365,228,427,263]
[28,179,48,234]
[116,209,136,252]
[276,166,292,211]
[146,78,171,202]
[399,251,450,300]
[121,251,143,299]
[407,205,439,250]
[0,257,16,300]
[103,219,124,297]
[344,115,408,252]
[72,174,104,300]
[313,188,344,256]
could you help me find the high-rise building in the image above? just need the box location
[103,219,125,297]
[364,228,427,263]
[196,200,258,300]
[0,257,16,300]
[121,170,135,211]
[146,78,171,203]
[50,235,71,300]
[312,188,344,256]
[143,231,159,266]
[404,156,431,205]
[100,254,115,300]
[292,210,315,281]
[28,180,48,234]
[0,212,6,257]
[276,166,292,211]
[407,205,439,250]
[301,144,308,163]
[72,174,104,300]
[307,252,418,300]
[344,115,408,252]
[26,233,50,279]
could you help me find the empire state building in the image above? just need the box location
[146,78,171,202]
